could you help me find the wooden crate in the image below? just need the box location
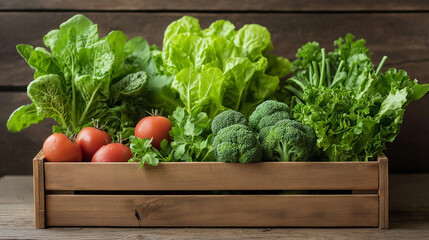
[33,151,388,229]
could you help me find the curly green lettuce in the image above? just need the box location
[286,34,429,161]
[293,69,429,161]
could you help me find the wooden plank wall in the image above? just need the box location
[1,0,429,175]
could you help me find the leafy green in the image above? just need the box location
[172,67,224,118]
[294,86,401,162]
[6,104,44,133]
[26,74,69,127]
[289,34,429,161]
[110,71,148,103]
[7,14,152,135]
[285,34,375,100]
[129,136,172,167]
[142,75,180,115]
[169,107,214,162]
[161,16,290,117]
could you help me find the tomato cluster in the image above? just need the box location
[43,113,172,162]
[43,127,131,163]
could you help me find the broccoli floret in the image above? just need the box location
[260,119,317,162]
[258,126,272,143]
[258,111,291,130]
[211,110,248,135]
[213,124,262,163]
[249,100,291,131]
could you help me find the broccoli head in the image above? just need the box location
[249,100,291,131]
[213,124,262,163]
[211,110,248,135]
[260,119,317,162]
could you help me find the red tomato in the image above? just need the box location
[91,143,132,162]
[135,116,172,149]
[76,127,112,162]
[43,133,82,162]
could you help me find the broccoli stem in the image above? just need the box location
[275,141,291,162]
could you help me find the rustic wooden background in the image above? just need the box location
[1,0,428,175]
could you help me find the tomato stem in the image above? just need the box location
[146,109,164,116]
[115,133,129,145]
[69,133,77,142]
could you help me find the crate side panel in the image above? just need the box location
[379,155,389,229]
[33,150,45,228]
[44,162,379,191]
[45,195,378,227]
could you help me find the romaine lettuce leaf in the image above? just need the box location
[7,14,155,135]
[161,16,290,118]
[6,103,44,133]
[172,67,224,118]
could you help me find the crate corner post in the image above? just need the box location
[33,150,46,229]
[378,155,389,229]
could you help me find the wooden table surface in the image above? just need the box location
[1,175,428,240]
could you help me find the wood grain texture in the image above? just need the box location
[44,161,379,191]
[1,175,429,239]
[379,156,389,229]
[45,194,379,227]
[1,0,429,11]
[32,150,45,229]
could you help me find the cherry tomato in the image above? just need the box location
[91,143,132,162]
[43,133,82,162]
[76,127,112,162]
[135,115,172,150]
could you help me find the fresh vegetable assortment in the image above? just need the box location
[7,14,429,164]
[129,107,214,166]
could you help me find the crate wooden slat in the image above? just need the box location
[379,156,389,229]
[45,194,379,227]
[32,150,45,229]
[34,152,388,229]
[44,161,379,191]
